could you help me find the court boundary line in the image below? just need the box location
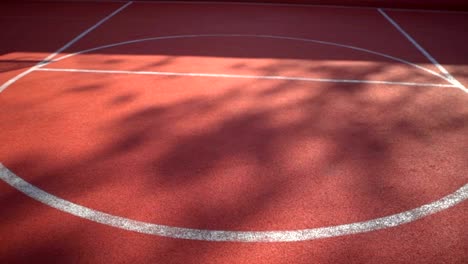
[1,1,467,243]
[35,67,457,88]
[0,1,133,93]
[50,34,454,86]
[378,9,468,93]
[1,164,467,242]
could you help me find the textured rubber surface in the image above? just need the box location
[0,1,467,263]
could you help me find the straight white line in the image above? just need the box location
[378,8,468,93]
[378,9,449,76]
[0,1,133,93]
[39,1,133,66]
[51,34,451,84]
[35,67,457,88]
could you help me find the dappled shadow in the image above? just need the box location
[1,1,468,262]
[2,36,468,251]
[1,45,468,262]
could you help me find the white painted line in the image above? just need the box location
[378,9,468,93]
[52,34,453,85]
[0,3,466,243]
[1,27,467,241]
[0,67,39,94]
[1,163,467,242]
[37,1,133,67]
[0,1,132,93]
[36,67,457,88]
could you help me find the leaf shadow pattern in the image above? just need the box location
[1,36,468,264]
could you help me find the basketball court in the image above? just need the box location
[1,1,467,263]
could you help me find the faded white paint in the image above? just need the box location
[1,164,467,242]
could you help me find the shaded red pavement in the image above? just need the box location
[0,1,467,263]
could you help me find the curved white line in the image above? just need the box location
[378,9,467,92]
[53,34,453,84]
[1,164,467,242]
[1,34,466,242]
[0,1,133,93]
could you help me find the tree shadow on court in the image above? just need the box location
[2,1,468,262]
[1,46,468,263]
[0,219,81,264]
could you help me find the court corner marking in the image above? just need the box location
[1,4,467,241]
[378,8,467,93]
[0,1,132,93]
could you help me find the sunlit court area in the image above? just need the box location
[1,0,467,263]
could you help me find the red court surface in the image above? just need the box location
[1,1,467,263]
